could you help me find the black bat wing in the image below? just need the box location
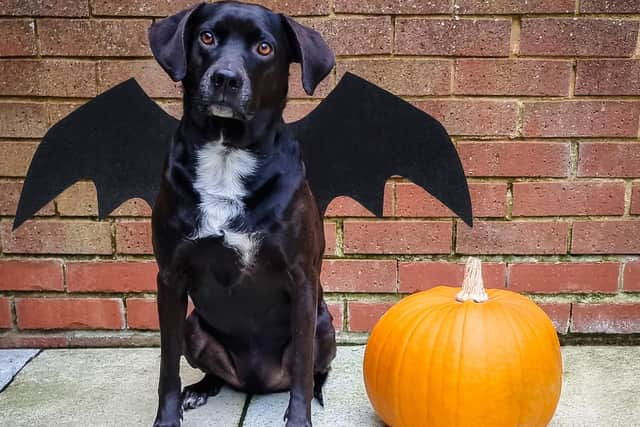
[13,79,179,230]
[288,72,473,226]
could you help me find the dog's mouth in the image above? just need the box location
[208,103,253,122]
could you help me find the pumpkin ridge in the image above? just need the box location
[371,297,443,426]
[498,302,525,426]
[423,304,459,427]
[503,300,561,426]
[395,303,449,427]
[454,301,470,427]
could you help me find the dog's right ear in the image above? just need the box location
[149,3,205,82]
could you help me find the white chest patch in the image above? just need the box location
[192,139,259,265]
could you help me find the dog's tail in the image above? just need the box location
[313,369,330,407]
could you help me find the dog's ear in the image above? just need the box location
[281,15,335,96]
[149,3,205,82]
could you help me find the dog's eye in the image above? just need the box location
[256,41,273,56]
[200,31,215,46]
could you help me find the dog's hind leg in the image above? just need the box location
[313,297,337,407]
[182,311,242,410]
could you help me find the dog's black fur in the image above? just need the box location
[148,2,336,426]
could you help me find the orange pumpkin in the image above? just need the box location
[363,257,562,427]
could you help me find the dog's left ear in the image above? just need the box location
[149,3,205,82]
[281,15,335,96]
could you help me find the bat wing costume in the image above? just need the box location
[13,72,472,229]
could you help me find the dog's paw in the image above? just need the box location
[152,417,181,427]
[181,388,209,411]
[283,405,312,427]
[181,375,222,411]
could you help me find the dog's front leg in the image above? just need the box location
[285,265,318,427]
[154,269,188,427]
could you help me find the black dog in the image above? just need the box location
[148,2,336,426]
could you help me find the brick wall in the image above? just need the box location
[1,0,640,347]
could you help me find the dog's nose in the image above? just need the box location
[212,69,242,92]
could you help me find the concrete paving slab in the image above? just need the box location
[550,346,640,427]
[0,349,39,391]
[242,346,383,427]
[0,348,246,427]
[0,346,638,426]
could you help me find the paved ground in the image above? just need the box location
[0,346,638,426]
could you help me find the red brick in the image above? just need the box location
[92,0,329,16]
[0,102,48,138]
[537,303,571,334]
[343,220,452,254]
[0,0,89,16]
[0,19,36,56]
[91,0,195,16]
[0,181,55,216]
[321,260,397,293]
[336,0,450,13]
[47,102,83,123]
[455,59,571,96]
[509,263,619,293]
[458,142,570,178]
[116,220,152,255]
[413,100,518,137]
[324,183,393,217]
[395,19,511,57]
[520,19,638,57]
[55,181,151,217]
[56,181,98,216]
[576,60,640,96]
[302,17,392,56]
[337,59,450,96]
[0,297,11,329]
[348,301,393,332]
[126,298,158,330]
[580,0,640,13]
[326,302,343,332]
[522,101,640,138]
[0,141,37,177]
[38,19,151,56]
[623,262,640,291]
[578,143,640,178]
[2,220,113,255]
[0,60,96,97]
[0,260,64,291]
[251,0,330,15]
[283,101,319,123]
[16,298,124,330]
[323,221,336,255]
[456,0,574,13]
[395,182,507,218]
[287,63,333,99]
[572,304,640,333]
[572,221,640,254]
[399,261,506,293]
[457,221,568,255]
[110,199,152,217]
[67,261,158,293]
[512,181,626,217]
[632,184,640,215]
[97,60,181,98]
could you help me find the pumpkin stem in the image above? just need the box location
[456,257,489,303]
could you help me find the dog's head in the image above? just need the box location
[149,1,334,143]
